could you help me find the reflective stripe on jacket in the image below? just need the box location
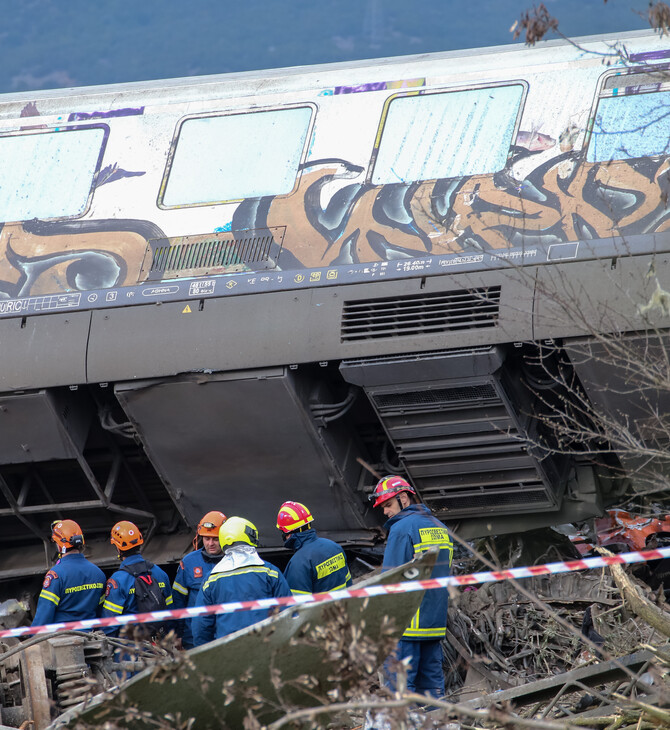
[382,504,453,640]
[32,553,105,627]
[172,548,219,647]
[192,556,291,645]
[101,554,173,636]
[283,530,352,595]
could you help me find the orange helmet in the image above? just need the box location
[51,520,84,552]
[110,520,144,552]
[193,510,227,549]
[197,511,227,537]
[276,502,314,533]
[370,475,416,508]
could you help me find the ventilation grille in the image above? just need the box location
[365,373,564,518]
[141,227,285,281]
[341,287,501,342]
[428,487,549,512]
[374,384,498,411]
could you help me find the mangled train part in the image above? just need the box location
[0,551,436,729]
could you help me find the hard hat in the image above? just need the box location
[51,520,85,551]
[110,520,144,552]
[276,501,314,533]
[197,511,227,537]
[193,510,227,550]
[369,475,416,508]
[219,516,259,548]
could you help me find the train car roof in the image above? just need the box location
[0,28,664,109]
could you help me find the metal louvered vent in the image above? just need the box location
[373,384,498,410]
[362,369,566,519]
[141,227,285,281]
[341,287,501,342]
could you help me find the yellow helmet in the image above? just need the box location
[219,516,258,549]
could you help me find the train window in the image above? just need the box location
[371,84,524,184]
[161,106,313,207]
[0,127,105,222]
[587,89,670,162]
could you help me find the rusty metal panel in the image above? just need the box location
[140,227,285,281]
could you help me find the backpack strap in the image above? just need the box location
[120,559,155,578]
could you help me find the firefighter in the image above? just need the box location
[32,519,105,627]
[276,501,352,594]
[192,516,291,645]
[370,475,453,698]
[172,510,227,648]
[100,520,173,636]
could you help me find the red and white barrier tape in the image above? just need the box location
[3,546,669,640]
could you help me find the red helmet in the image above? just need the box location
[370,475,416,507]
[51,520,84,552]
[110,520,144,552]
[276,502,314,533]
[193,510,227,549]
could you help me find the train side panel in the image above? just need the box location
[1,32,669,583]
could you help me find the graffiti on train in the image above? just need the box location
[1,149,669,300]
[234,151,670,267]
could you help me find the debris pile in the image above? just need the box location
[446,570,666,694]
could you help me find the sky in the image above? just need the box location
[0,0,659,94]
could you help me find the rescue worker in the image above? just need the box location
[370,475,453,698]
[276,501,352,594]
[172,510,227,648]
[101,520,173,636]
[192,516,291,645]
[32,519,105,627]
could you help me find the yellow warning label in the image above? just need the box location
[182,305,192,313]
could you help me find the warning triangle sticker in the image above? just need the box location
[182,305,192,313]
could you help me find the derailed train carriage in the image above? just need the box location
[0,29,669,586]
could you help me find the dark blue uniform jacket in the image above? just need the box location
[192,553,291,645]
[101,554,173,636]
[382,504,453,640]
[172,548,219,647]
[283,530,352,594]
[33,552,105,627]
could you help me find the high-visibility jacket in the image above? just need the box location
[101,554,173,636]
[32,552,105,627]
[192,547,291,645]
[172,548,220,647]
[382,504,453,640]
[283,529,352,595]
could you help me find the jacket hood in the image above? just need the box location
[211,544,264,574]
[384,503,431,532]
[284,528,317,552]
